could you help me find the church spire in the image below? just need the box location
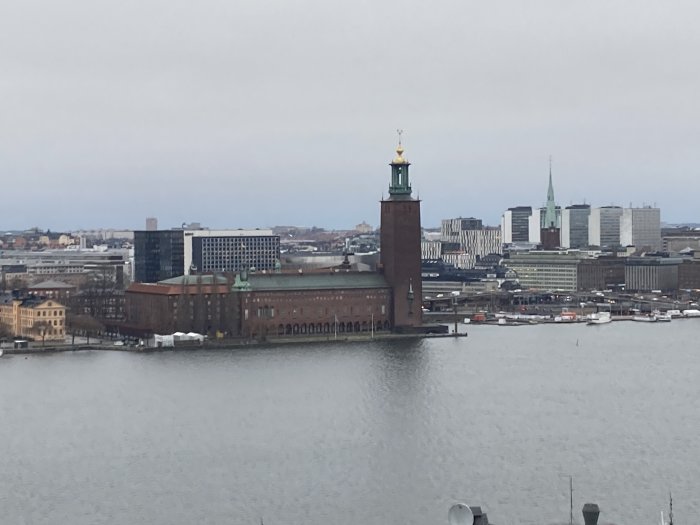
[388,129,412,199]
[543,156,557,228]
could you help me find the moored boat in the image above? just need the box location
[587,311,612,325]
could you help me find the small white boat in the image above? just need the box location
[633,314,657,322]
[653,311,672,322]
[587,311,612,325]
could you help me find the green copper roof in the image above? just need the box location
[238,272,389,292]
[158,275,230,285]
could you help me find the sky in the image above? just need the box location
[2,0,700,231]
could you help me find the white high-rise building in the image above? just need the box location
[528,209,541,243]
[588,206,623,249]
[501,206,532,245]
[560,205,591,249]
[620,207,661,251]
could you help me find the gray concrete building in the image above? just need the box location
[620,207,662,251]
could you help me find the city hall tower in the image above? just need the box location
[380,136,423,331]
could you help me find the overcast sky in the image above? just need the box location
[2,1,699,231]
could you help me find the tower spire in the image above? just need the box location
[544,155,557,228]
[387,130,412,199]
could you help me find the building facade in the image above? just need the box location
[501,207,532,244]
[561,204,591,249]
[624,257,680,292]
[588,206,623,249]
[235,273,392,338]
[133,230,185,283]
[678,259,700,290]
[620,207,662,251]
[134,229,281,283]
[577,256,626,291]
[185,229,280,275]
[124,275,238,336]
[380,141,423,330]
[504,251,583,291]
[0,295,66,341]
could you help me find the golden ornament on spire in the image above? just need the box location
[393,129,407,164]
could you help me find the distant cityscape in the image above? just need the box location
[3,149,700,345]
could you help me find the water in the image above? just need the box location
[1,321,699,525]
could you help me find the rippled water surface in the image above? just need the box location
[2,321,700,525]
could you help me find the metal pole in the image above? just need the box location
[570,476,573,525]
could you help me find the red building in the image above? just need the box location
[123,141,441,339]
[380,139,424,331]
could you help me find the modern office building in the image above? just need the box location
[134,229,281,283]
[501,206,532,244]
[620,207,662,251]
[133,230,185,283]
[184,229,280,275]
[577,256,626,291]
[561,204,591,249]
[588,206,623,249]
[503,251,584,291]
[625,256,680,292]
[435,218,501,269]
[441,217,483,241]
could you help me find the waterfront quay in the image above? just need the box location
[424,288,699,318]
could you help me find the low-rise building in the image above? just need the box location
[625,256,681,292]
[577,256,626,291]
[677,259,700,290]
[0,295,66,341]
[504,251,584,292]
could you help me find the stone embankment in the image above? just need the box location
[1,331,467,356]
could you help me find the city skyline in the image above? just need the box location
[3,1,700,230]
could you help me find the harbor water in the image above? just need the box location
[1,321,699,525]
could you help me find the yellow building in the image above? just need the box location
[0,296,66,341]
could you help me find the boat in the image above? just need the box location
[587,311,612,325]
[633,313,657,322]
[653,310,672,322]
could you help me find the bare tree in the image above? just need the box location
[32,320,51,347]
[66,313,104,345]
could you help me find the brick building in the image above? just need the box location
[234,272,392,338]
[124,275,238,336]
[123,141,437,339]
[380,139,424,331]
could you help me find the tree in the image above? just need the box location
[0,321,13,340]
[32,321,51,347]
[66,313,104,345]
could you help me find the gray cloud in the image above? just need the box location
[2,0,699,230]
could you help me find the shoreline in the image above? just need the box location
[1,331,469,356]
